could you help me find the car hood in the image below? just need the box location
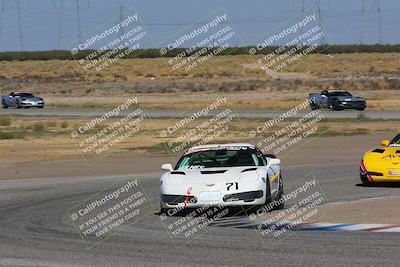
[335,96,365,102]
[163,166,262,185]
[363,147,400,170]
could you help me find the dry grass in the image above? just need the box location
[0,115,397,161]
[0,53,400,110]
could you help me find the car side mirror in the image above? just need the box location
[267,158,281,165]
[161,163,173,172]
[381,140,390,147]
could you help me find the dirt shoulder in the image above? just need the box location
[0,134,391,180]
[260,196,400,225]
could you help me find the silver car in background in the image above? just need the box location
[1,92,44,108]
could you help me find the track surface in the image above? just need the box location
[1,108,399,119]
[0,164,399,266]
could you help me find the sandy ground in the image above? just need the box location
[259,196,400,225]
[0,133,392,180]
[312,196,400,224]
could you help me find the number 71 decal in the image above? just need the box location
[226,182,238,191]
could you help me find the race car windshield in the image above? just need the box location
[16,93,34,98]
[175,148,264,169]
[328,91,352,97]
[389,134,400,146]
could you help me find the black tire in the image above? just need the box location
[38,106,44,108]
[16,100,22,109]
[1,100,8,108]
[328,100,335,110]
[357,107,366,111]
[360,168,372,186]
[247,177,272,214]
[310,103,318,110]
[159,202,171,216]
[264,175,272,206]
[274,176,285,210]
[329,99,342,111]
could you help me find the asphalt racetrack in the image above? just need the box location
[1,164,399,267]
[1,108,399,120]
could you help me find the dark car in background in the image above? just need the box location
[307,89,366,111]
[1,92,44,108]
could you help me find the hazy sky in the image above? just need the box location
[0,0,398,51]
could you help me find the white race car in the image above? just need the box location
[160,143,283,214]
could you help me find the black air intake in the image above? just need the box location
[170,171,185,175]
[241,168,257,173]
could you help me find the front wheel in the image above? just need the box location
[274,176,284,210]
[310,103,319,110]
[329,100,342,111]
[360,168,373,186]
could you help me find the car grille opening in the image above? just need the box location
[366,172,383,176]
[223,190,263,202]
[161,194,197,205]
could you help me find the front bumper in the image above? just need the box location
[360,166,400,182]
[161,190,265,209]
[20,101,44,107]
[338,101,366,109]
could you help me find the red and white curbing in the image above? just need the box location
[295,222,400,233]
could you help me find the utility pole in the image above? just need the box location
[315,0,325,44]
[375,0,384,44]
[0,0,4,49]
[16,0,24,50]
[76,0,82,43]
[57,0,65,49]
[359,0,366,44]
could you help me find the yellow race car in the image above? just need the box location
[360,134,400,185]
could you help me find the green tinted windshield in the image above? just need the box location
[175,148,264,170]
